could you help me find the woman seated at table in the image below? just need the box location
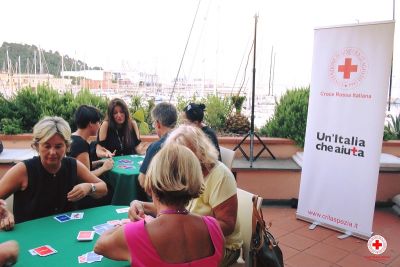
[129,125,242,267]
[69,105,115,208]
[0,116,107,230]
[94,143,224,266]
[182,103,221,160]
[96,98,144,158]
[69,105,114,176]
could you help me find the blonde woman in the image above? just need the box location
[0,117,107,230]
[95,143,224,266]
[129,125,241,267]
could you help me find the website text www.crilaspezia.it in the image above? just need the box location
[307,210,358,229]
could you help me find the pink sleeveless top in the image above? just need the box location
[124,216,224,267]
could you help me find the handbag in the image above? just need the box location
[249,196,284,267]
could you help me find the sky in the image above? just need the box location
[1,0,398,97]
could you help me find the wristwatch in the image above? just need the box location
[90,183,96,194]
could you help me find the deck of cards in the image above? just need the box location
[54,214,71,223]
[29,245,57,257]
[77,231,95,241]
[78,251,103,264]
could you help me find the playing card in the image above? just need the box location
[28,249,37,256]
[71,212,84,220]
[118,159,133,164]
[118,164,134,169]
[78,254,87,263]
[93,223,113,235]
[33,245,57,257]
[77,231,95,241]
[86,251,103,263]
[54,214,71,223]
[107,220,121,226]
[116,207,129,213]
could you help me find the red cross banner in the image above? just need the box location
[296,21,395,239]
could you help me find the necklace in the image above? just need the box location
[157,209,189,217]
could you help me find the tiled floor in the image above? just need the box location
[233,206,400,267]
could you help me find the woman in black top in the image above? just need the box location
[96,98,143,157]
[182,103,221,160]
[69,105,114,176]
[0,117,108,230]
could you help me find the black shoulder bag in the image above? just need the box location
[249,196,284,267]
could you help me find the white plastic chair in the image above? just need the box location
[237,188,263,264]
[5,194,13,211]
[220,146,236,169]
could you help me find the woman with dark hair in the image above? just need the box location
[96,98,143,157]
[182,103,221,160]
[69,105,114,176]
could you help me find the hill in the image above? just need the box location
[0,42,102,77]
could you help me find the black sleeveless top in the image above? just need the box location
[98,126,140,156]
[13,156,78,223]
[68,135,92,170]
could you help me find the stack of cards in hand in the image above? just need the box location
[78,251,103,264]
[29,245,57,257]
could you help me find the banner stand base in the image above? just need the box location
[337,231,353,239]
[308,222,320,230]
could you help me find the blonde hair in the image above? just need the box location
[165,125,218,172]
[32,116,72,149]
[144,143,203,206]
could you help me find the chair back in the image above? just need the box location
[5,194,13,211]
[237,188,263,264]
[220,146,235,169]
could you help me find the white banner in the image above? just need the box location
[297,21,395,239]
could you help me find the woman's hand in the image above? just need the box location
[101,158,114,171]
[0,240,19,266]
[67,183,91,202]
[128,200,146,221]
[96,144,115,158]
[0,200,15,231]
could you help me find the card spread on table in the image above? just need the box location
[78,251,103,264]
[32,245,57,257]
[117,164,134,169]
[107,220,121,226]
[116,207,129,213]
[71,212,84,220]
[93,223,114,235]
[54,214,71,223]
[77,231,95,241]
[118,159,133,164]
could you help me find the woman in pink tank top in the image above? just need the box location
[94,143,224,266]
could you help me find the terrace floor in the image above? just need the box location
[233,205,400,267]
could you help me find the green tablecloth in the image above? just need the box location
[0,205,130,267]
[105,155,144,205]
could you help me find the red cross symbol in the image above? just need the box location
[372,239,383,250]
[338,58,358,79]
[351,147,358,155]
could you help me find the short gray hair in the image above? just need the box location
[151,102,177,128]
[32,116,72,149]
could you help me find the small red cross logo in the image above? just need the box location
[351,147,358,155]
[338,58,358,79]
[372,239,383,250]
